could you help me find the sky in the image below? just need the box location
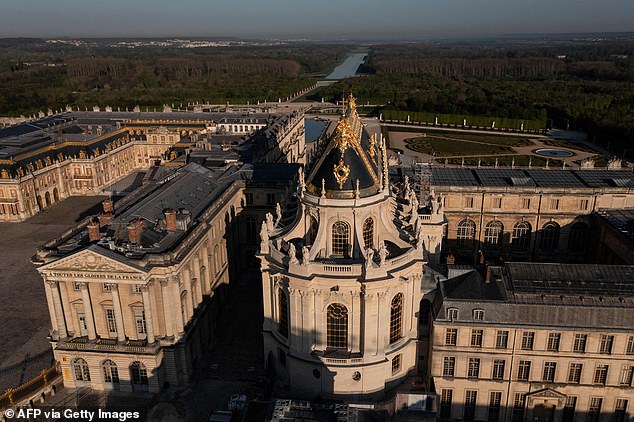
[0,0,633,39]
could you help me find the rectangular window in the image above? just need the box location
[464,197,474,208]
[495,331,509,349]
[580,199,589,210]
[550,199,560,210]
[620,365,633,386]
[440,389,453,420]
[588,398,602,422]
[521,198,531,209]
[392,354,402,375]
[266,193,276,205]
[600,335,614,354]
[468,358,480,378]
[562,396,576,422]
[132,284,142,294]
[245,192,254,205]
[78,313,88,337]
[492,197,502,209]
[594,365,608,385]
[103,283,112,292]
[512,393,526,422]
[626,336,634,355]
[464,390,477,421]
[492,359,505,380]
[547,332,561,352]
[443,357,455,377]
[470,329,483,347]
[445,328,457,346]
[447,308,459,320]
[488,392,502,422]
[615,399,628,422]
[473,309,485,321]
[573,334,587,353]
[543,362,557,382]
[568,363,582,383]
[105,309,117,336]
[521,332,534,350]
[517,360,531,381]
[73,282,82,291]
[134,309,146,338]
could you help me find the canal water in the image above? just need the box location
[325,53,367,80]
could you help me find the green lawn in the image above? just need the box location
[405,136,516,156]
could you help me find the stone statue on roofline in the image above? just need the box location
[288,243,299,265]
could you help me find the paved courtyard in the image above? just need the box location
[0,195,107,390]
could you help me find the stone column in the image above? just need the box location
[141,284,155,344]
[304,291,315,353]
[261,270,273,331]
[351,291,361,353]
[79,282,96,341]
[160,279,174,337]
[182,267,194,318]
[171,277,185,335]
[46,280,67,338]
[192,256,203,305]
[377,292,388,355]
[202,246,211,294]
[109,284,126,342]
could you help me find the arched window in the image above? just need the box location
[101,360,119,384]
[484,220,504,248]
[331,221,350,258]
[390,293,404,344]
[540,222,560,252]
[511,221,532,251]
[72,358,91,382]
[130,361,148,387]
[363,218,374,249]
[456,219,476,248]
[307,216,318,245]
[568,222,590,253]
[327,303,348,349]
[278,290,289,339]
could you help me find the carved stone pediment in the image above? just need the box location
[526,388,566,399]
[40,247,147,281]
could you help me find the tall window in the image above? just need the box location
[440,389,453,420]
[278,290,289,339]
[574,334,588,353]
[600,335,614,354]
[513,393,527,422]
[464,390,477,421]
[615,400,628,422]
[518,360,531,381]
[331,221,350,258]
[568,363,583,383]
[391,354,401,375]
[389,293,403,344]
[562,397,577,422]
[363,218,374,249]
[473,309,485,321]
[588,398,602,422]
[511,222,531,251]
[496,331,509,349]
[568,222,589,253]
[101,360,119,384]
[547,333,561,351]
[626,336,634,355]
[540,222,560,251]
[327,303,348,349]
[443,357,456,377]
[492,360,505,380]
[105,309,117,336]
[543,362,557,382]
[621,365,634,386]
[445,328,458,346]
[130,361,148,386]
[488,392,502,422]
[468,358,480,378]
[594,365,608,384]
[470,329,483,347]
[521,332,535,350]
[73,358,91,382]
[134,309,146,338]
[484,220,504,247]
[456,219,476,248]
[447,308,459,320]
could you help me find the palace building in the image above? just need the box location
[258,96,445,399]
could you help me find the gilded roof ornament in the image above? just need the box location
[347,93,357,111]
[333,159,351,189]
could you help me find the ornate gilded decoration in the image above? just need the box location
[347,93,357,111]
[333,116,356,155]
[333,159,350,189]
[368,134,376,160]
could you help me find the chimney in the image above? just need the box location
[102,199,113,214]
[98,213,113,227]
[446,253,455,265]
[87,220,101,242]
[485,266,492,283]
[127,218,144,244]
[164,208,177,232]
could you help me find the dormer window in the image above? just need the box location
[447,308,459,321]
[473,309,485,321]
